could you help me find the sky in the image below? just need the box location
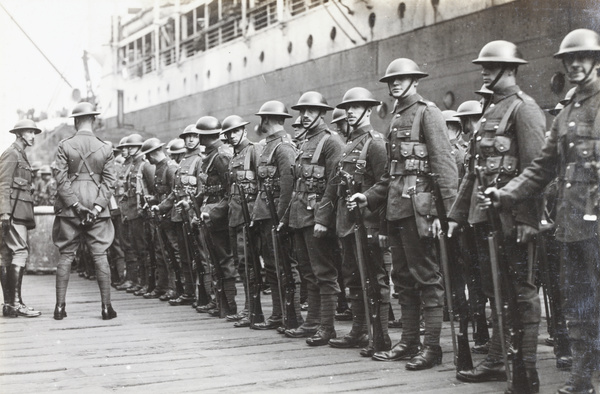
[0,0,149,152]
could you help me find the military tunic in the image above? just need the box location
[0,141,35,268]
[498,80,600,375]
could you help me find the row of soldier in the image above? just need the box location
[0,28,598,394]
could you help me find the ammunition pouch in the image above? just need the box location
[257,165,280,193]
[235,170,258,195]
[411,191,433,238]
[297,164,326,194]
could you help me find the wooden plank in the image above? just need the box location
[0,274,590,393]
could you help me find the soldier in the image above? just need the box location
[282,92,343,346]
[52,102,117,320]
[166,138,186,163]
[104,141,126,288]
[325,87,391,355]
[453,100,490,354]
[158,124,207,307]
[0,119,42,318]
[350,58,458,370]
[251,100,303,330]
[193,116,237,317]
[119,134,155,296]
[443,110,466,182]
[485,29,600,394]
[446,41,545,391]
[291,116,304,144]
[221,115,260,327]
[330,108,349,141]
[115,136,136,291]
[34,165,57,206]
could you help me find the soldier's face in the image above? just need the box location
[127,146,139,156]
[18,129,35,146]
[345,104,369,127]
[299,108,321,128]
[226,127,245,146]
[563,54,599,84]
[120,148,129,159]
[388,77,414,98]
[332,119,349,136]
[481,64,504,87]
[184,134,199,149]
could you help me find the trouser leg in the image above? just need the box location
[94,253,111,304]
[56,253,75,304]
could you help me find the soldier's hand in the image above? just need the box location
[347,193,367,210]
[517,223,538,244]
[73,203,93,219]
[150,205,160,213]
[378,234,389,248]
[447,221,460,238]
[0,213,11,231]
[432,218,442,238]
[175,200,189,214]
[313,223,328,238]
[191,216,200,227]
[478,187,501,210]
[200,212,210,222]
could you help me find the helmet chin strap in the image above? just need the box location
[349,107,368,135]
[563,58,598,85]
[18,134,33,146]
[388,78,415,101]
[485,65,506,91]
[295,111,321,141]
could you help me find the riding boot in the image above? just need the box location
[2,266,17,318]
[0,266,10,316]
[94,254,112,304]
[14,266,41,317]
[56,254,75,306]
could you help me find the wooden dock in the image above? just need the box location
[0,274,582,393]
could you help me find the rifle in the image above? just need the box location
[144,196,183,295]
[430,174,473,372]
[336,170,385,351]
[236,183,265,325]
[475,166,530,393]
[186,192,229,318]
[175,194,209,305]
[263,185,300,330]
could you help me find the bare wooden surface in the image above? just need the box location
[0,274,579,393]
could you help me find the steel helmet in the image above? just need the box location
[331,108,346,124]
[336,87,381,108]
[195,116,222,135]
[179,123,200,139]
[379,58,428,83]
[475,84,494,97]
[117,136,129,149]
[167,138,186,154]
[70,101,100,118]
[560,87,577,105]
[139,137,165,156]
[472,40,528,65]
[9,119,42,134]
[222,115,250,134]
[40,165,52,175]
[442,110,461,125]
[255,100,293,118]
[121,133,144,147]
[291,91,333,111]
[292,116,302,128]
[455,100,483,117]
[555,29,600,58]
[31,161,42,172]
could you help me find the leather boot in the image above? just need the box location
[14,266,41,317]
[1,265,11,317]
[54,303,67,320]
[306,325,336,346]
[406,344,443,370]
[101,303,117,320]
[286,285,319,337]
[94,254,112,305]
[330,299,368,348]
[457,358,507,382]
[2,266,18,318]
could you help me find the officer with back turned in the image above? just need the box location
[350,58,458,370]
[485,29,600,394]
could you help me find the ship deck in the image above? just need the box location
[0,274,578,393]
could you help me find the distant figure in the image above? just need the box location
[0,119,42,318]
[52,102,117,320]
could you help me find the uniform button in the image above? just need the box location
[393,128,398,131]
[490,104,495,108]
[583,150,588,155]
[569,142,575,147]
[342,153,346,156]
[391,176,396,179]
[494,125,498,129]
[352,159,356,161]
[392,144,396,148]
[566,183,571,188]
[481,118,486,122]
[476,136,482,141]
[396,114,401,118]
[475,154,480,159]
[569,122,576,127]
[574,102,581,108]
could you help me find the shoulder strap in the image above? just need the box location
[343,133,370,158]
[495,96,524,136]
[204,151,219,173]
[358,136,373,162]
[410,104,427,141]
[69,142,103,188]
[266,141,283,165]
[311,133,330,164]
[188,155,202,175]
[243,144,254,171]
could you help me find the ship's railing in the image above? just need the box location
[289,0,328,16]
[249,0,278,31]
[180,16,243,59]
[126,55,156,78]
